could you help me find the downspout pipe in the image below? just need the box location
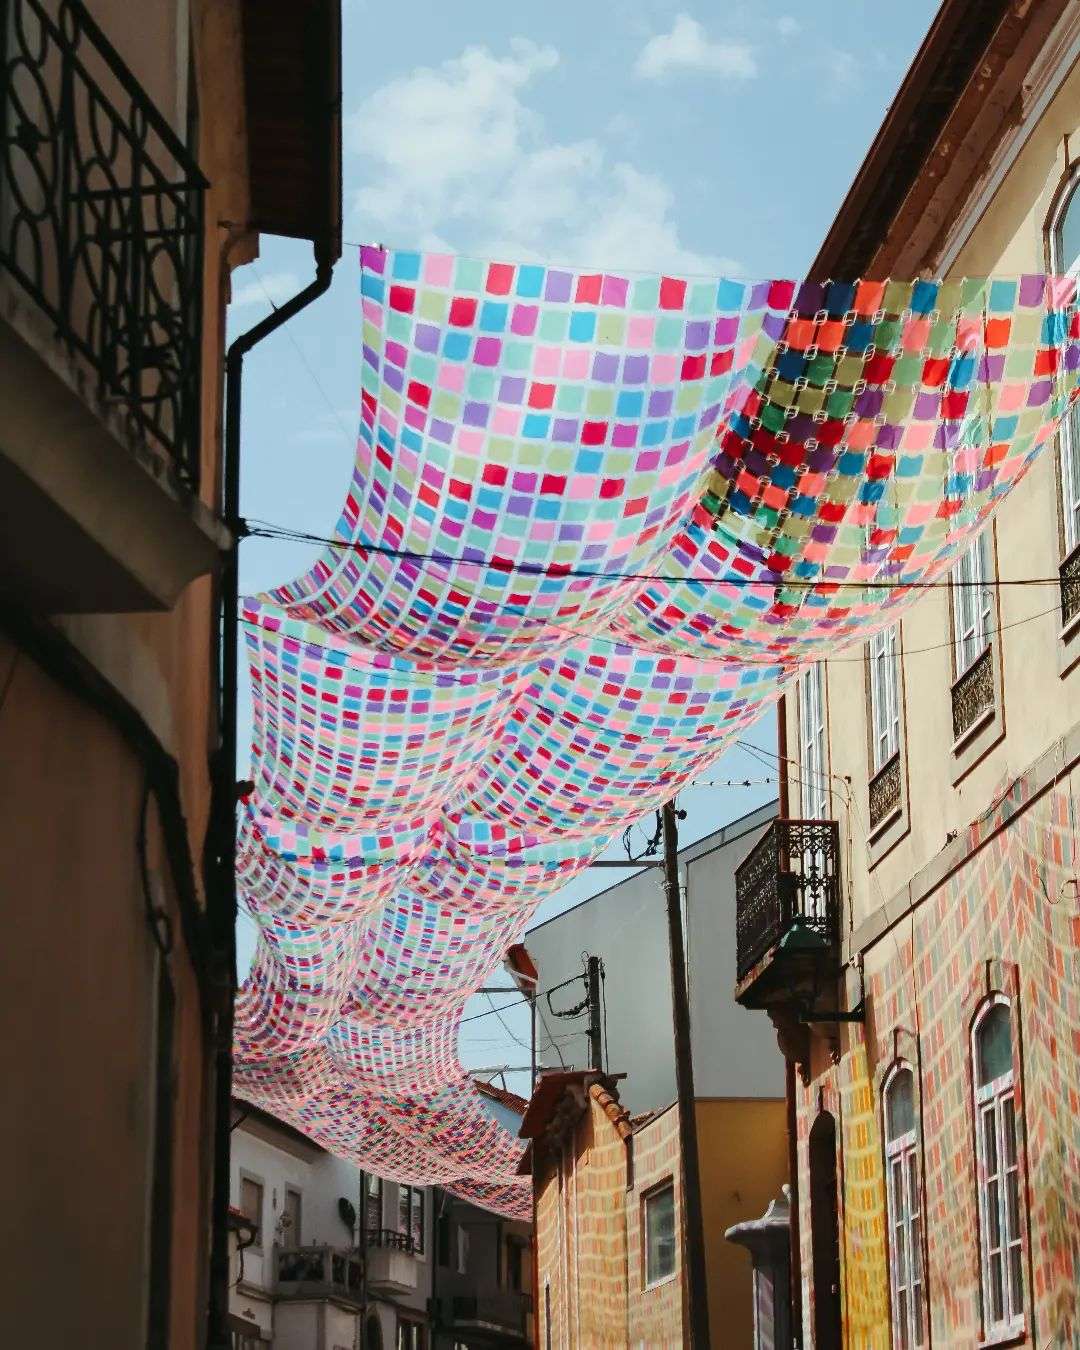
[206,247,335,1349]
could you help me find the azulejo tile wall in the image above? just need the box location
[797,779,1080,1348]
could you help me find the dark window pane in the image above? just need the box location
[977,1006,1013,1086]
[886,1069,915,1140]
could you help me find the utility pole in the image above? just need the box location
[661,799,710,1349]
[586,955,603,1071]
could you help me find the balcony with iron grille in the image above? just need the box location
[1061,541,1080,632]
[0,0,225,613]
[434,1286,534,1346]
[734,818,842,1012]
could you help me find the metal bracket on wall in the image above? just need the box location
[798,1001,866,1025]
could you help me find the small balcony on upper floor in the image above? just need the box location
[0,0,226,614]
[274,1244,363,1309]
[734,818,842,1015]
[364,1227,419,1296]
[433,1285,534,1347]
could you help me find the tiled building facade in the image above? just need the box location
[733,3,1080,1347]
[525,1073,687,1348]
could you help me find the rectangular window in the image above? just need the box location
[282,1186,302,1248]
[365,1174,383,1237]
[396,1318,425,1350]
[398,1185,425,1253]
[1062,402,1080,556]
[644,1181,676,1286]
[798,664,828,819]
[239,1176,264,1250]
[869,624,900,772]
[952,534,993,676]
[884,1113,924,1344]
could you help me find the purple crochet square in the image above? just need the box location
[544,270,573,302]
[623,355,649,384]
[684,320,710,351]
[463,401,489,427]
[602,275,629,307]
[498,376,526,403]
[428,418,453,445]
[648,390,674,416]
[592,352,619,382]
[552,417,579,443]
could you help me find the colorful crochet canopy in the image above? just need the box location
[234,248,1080,1217]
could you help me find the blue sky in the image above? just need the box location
[231,1,940,1078]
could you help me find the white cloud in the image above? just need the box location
[349,40,739,277]
[231,270,302,309]
[634,14,756,82]
[776,16,801,39]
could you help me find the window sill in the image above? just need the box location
[977,1324,1026,1350]
[643,1270,679,1293]
[1059,609,1080,678]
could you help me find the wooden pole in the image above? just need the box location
[661,799,710,1348]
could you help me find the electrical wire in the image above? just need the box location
[245,519,1070,594]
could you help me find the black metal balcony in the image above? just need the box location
[435,1289,533,1343]
[0,0,206,489]
[367,1227,416,1254]
[868,752,902,831]
[735,819,840,988]
[950,645,994,741]
[1061,542,1080,629]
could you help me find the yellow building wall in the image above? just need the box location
[695,1097,789,1350]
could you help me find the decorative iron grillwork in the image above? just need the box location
[951,645,994,741]
[367,1227,416,1254]
[735,818,840,981]
[868,752,902,830]
[0,0,205,488]
[1061,542,1080,629]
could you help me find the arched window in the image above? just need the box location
[883,1064,924,1348]
[1049,172,1080,559]
[972,997,1024,1338]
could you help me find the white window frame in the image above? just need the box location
[883,1064,925,1349]
[972,996,1025,1341]
[643,1179,677,1288]
[798,663,828,819]
[1048,168,1080,557]
[952,532,994,677]
[238,1170,265,1253]
[869,624,901,772]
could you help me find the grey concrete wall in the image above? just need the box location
[525,801,784,1115]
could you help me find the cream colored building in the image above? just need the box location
[734,1,1080,1345]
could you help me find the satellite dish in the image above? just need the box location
[338,1196,357,1233]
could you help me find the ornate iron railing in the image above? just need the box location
[868,752,902,831]
[1061,542,1080,629]
[0,0,205,489]
[951,645,994,741]
[366,1227,416,1254]
[275,1244,363,1301]
[735,818,840,981]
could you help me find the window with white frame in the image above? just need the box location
[398,1184,425,1253]
[798,663,828,818]
[869,625,901,772]
[1049,173,1080,557]
[365,1173,383,1236]
[973,998,1024,1338]
[952,532,994,677]
[239,1174,264,1250]
[883,1065,924,1349]
[644,1181,676,1286]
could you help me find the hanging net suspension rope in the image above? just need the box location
[233,248,1080,1217]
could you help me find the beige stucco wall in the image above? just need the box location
[783,52,1080,952]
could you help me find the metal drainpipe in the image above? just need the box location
[206,246,335,1349]
[776,693,804,1348]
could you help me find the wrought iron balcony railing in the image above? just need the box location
[0,0,206,489]
[366,1227,417,1254]
[1061,541,1080,630]
[735,818,841,982]
[275,1244,363,1303]
[868,752,902,831]
[437,1289,534,1335]
[951,645,994,741]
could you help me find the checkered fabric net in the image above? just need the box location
[234,248,1080,1217]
